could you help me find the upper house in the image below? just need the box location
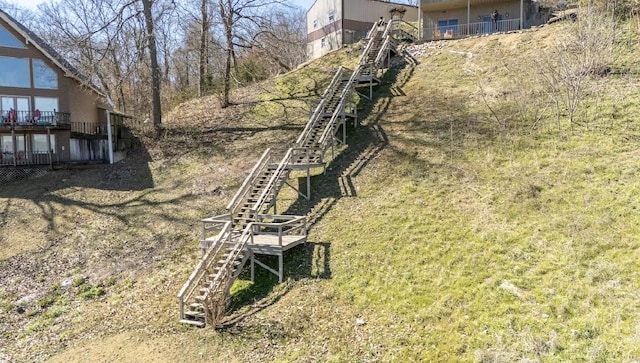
[306,0,419,61]
[419,0,551,40]
[0,9,124,168]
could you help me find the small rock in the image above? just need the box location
[498,280,523,298]
[0,352,12,362]
[16,293,37,305]
[355,318,365,326]
[61,278,73,288]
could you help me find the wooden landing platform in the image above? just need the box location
[287,161,325,170]
[355,76,381,87]
[248,233,307,255]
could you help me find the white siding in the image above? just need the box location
[308,30,343,60]
[306,0,343,35]
[344,0,419,23]
[70,138,108,161]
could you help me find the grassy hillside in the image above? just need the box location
[2,19,640,362]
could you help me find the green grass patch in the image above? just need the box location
[78,283,106,300]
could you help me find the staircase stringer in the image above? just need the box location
[177,221,234,325]
[296,67,351,149]
[225,148,273,224]
[201,223,254,326]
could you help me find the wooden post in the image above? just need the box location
[306,167,311,201]
[46,127,52,169]
[11,127,16,167]
[250,253,255,282]
[278,254,283,283]
[369,65,374,99]
[354,102,358,128]
[273,186,277,215]
[342,113,346,144]
[418,3,422,40]
[106,110,114,164]
[520,0,524,29]
[331,133,335,160]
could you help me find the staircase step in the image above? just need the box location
[180,319,205,328]
[218,258,243,265]
[189,303,204,310]
[185,310,205,318]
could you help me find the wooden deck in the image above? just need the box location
[248,233,306,254]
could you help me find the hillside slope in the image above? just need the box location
[2,20,640,362]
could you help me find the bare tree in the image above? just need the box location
[538,5,616,128]
[142,0,162,134]
[251,7,307,74]
[199,0,210,96]
[215,0,287,108]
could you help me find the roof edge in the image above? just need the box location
[0,10,109,103]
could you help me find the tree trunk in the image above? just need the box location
[199,0,208,97]
[218,0,233,108]
[142,0,162,135]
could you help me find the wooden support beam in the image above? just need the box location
[46,127,52,169]
[250,253,255,282]
[252,257,281,281]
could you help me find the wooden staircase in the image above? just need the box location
[178,223,252,327]
[293,67,354,166]
[178,19,412,328]
[178,149,293,327]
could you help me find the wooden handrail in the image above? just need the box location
[374,36,393,69]
[296,67,347,146]
[201,213,231,223]
[177,221,232,320]
[226,148,271,213]
[253,215,306,228]
[317,68,361,146]
[201,214,232,240]
[318,23,395,148]
[257,213,304,220]
[365,21,379,39]
[251,147,294,214]
[203,223,253,307]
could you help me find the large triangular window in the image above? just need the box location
[0,24,26,49]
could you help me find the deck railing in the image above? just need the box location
[1,111,71,128]
[0,150,54,167]
[424,18,521,40]
[71,121,108,135]
[253,214,307,247]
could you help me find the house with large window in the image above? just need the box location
[0,9,123,168]
[306,0,419,61]
[419,0,551,40]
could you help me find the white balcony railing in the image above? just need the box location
[424,18,520,41]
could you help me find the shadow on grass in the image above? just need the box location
[219,241,331,330]
[0,130,212,237]
[218,53,418,331]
